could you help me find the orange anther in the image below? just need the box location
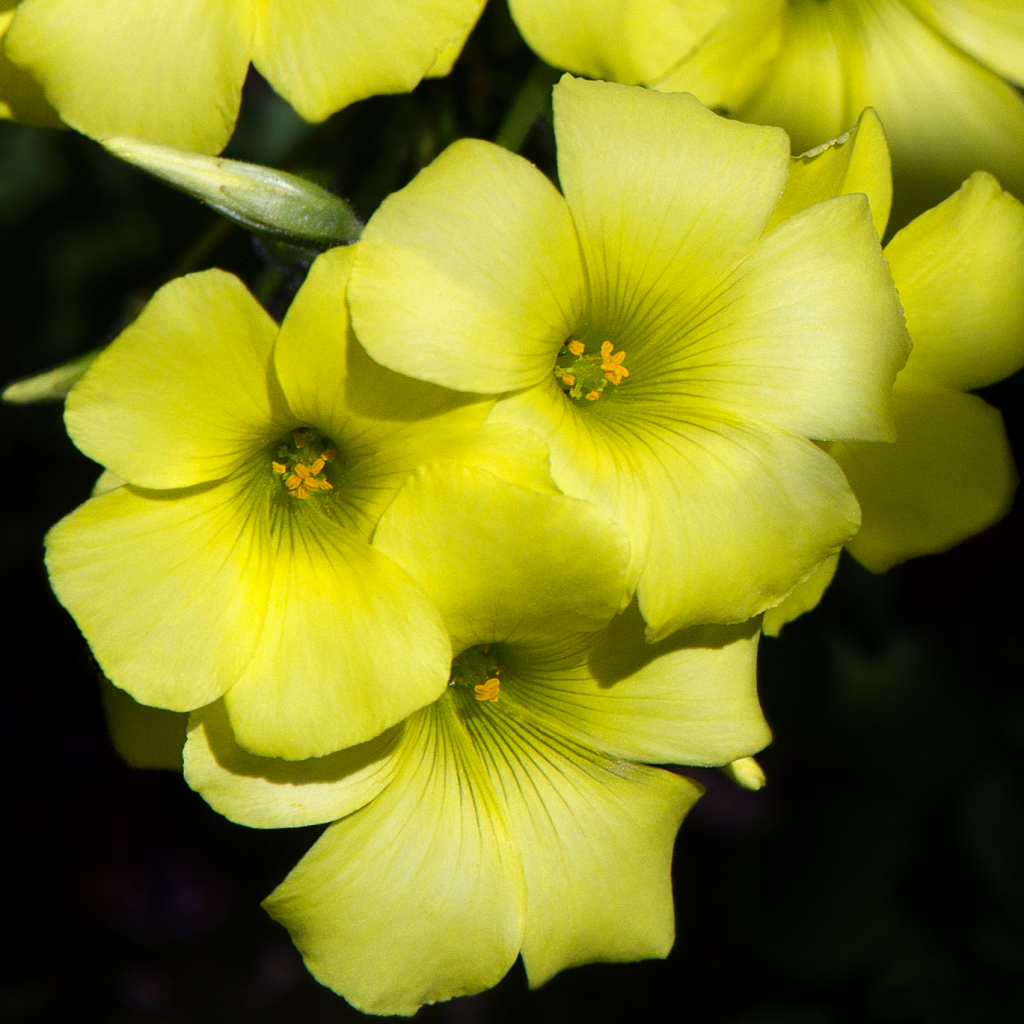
[474,678,501,702]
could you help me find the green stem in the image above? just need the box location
[493,61,561,154]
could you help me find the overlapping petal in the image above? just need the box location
[761,553,839,636]
[740,0,1024,219]
[252,0,484,123]
[907,0,1024,84]
[185,701,403,828]
[264,702,526,1017]
[373,462,631,650]
[65,270,287,490]
[555,77,790,324]
[884,171,1024,391]
[651,0,786,111]
[509,0,727,86]
[462,694,699,988]
[46,470,451,758]
[766,107,892,239]
[350,138,585,393]
[6,0,252,153]
[631,412,860,637]
[274,245,492,536]
[219,513,450,760]
[506,602,768,766]
[650,192,907,442]
[833,385,1018,572]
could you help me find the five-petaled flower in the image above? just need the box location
[185,462,770,1015]
[348,75,910,642]
[46,246,497,762]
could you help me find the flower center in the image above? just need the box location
[271,428,338,499]
[449,644,505,703]
[553,338,629,402]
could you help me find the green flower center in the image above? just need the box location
[449,644,505,703]
[271,427,339,500]
[553,338,629,403]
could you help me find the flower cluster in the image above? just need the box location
[509,0,1024,226]
[5,3,1022,1018]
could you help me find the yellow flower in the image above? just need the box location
[2,0,486,152]
[760,109,1024,634]
[183,462,770,1014]
[45,245,495,761]
[509,0,1024,226]
[347,76,910,641]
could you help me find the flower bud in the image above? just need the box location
[2,349,99,404]
[105,137,362,247]
[720,756,766,791]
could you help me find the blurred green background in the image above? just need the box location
[2,3,1023,1021]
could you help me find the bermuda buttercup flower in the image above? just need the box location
[185,461,770,1014]
[348,76,910,642]
[760,110,1024,633]
[3,0,487,152]
[46,245,496,761]
[509,0,1024,225]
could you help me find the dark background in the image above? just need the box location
[2,3,1023,1021]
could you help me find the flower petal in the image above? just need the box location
[738,0,848,157]
[491,380,861,636]
[908,0,1024,86]
[766,106,892,239]
[488,383,653,588]
[462,691,700,987]
[46,473,452,757]
[252,0,484,122]
[508,602,768,765]
[652,0,785,111]
[184,701,403,828]
[100,677,188,770]
[264,701,525,1016]
[741,0,1024,222]
[5,0,252,152]
[221,511,451,761]
[373,462,631,651]
[509,0,727,86]
[761,552,839,636]
[349,138,585,393]
[833,385,1018,572]
[884,171,1024,392]
[275,243,487,446]
[634,416,861,638]
[46,480,268,711]
[554,76,790,329]
[65,270,287,489]
[672,193,909,442]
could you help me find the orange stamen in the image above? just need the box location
[600,341,629,385]
[474,678,501,702]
